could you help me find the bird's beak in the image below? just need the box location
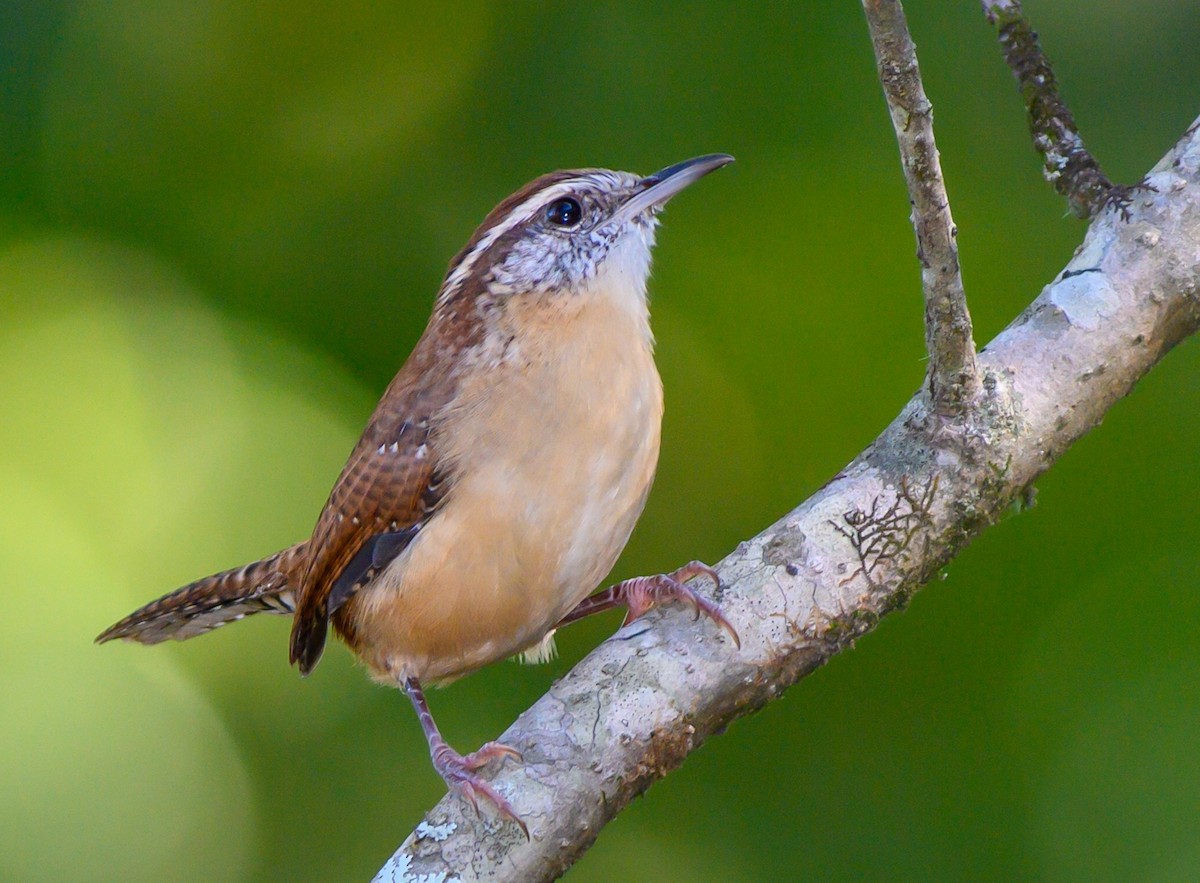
[614,153,735,224]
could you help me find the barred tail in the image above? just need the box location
[95,542,309,645]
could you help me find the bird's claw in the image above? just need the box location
[462,740,523,769]
[433,741,528,838]
[618,560,741,649]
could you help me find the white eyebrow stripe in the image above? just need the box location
[436,173,623,305]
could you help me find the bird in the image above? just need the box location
[97,154,739,833]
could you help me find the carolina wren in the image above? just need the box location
[97,154,738,832]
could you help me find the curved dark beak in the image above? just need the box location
[615,153,734,223]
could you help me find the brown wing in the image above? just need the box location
[289,366,453,675]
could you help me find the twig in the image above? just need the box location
[982,0,1134,218]
[379,114,1200,883]
[862,0,980,418]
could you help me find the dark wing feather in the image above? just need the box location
[289,364,454,676]
[325,526,421,616]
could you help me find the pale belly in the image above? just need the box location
[346,298,663,684]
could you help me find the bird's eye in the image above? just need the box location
[544,197,583,227]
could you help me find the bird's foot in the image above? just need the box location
[432,740,528,838]
[615,561,741,648]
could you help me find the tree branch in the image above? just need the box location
[982,0,1126,218]
[862,0,980,418]
[375,14,1200,880]
[378,111,1200,883]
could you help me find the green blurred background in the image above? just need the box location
[2,1,1198,880]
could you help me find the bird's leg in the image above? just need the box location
[402,676,527,837]
[556,561,740,648]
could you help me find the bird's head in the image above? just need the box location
[435,154,733,314]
